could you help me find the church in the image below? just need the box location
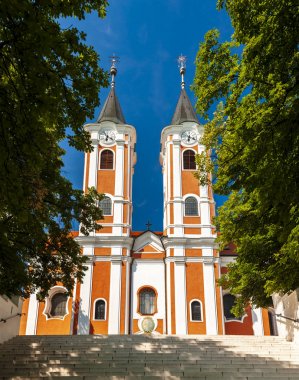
[19,57,271,337]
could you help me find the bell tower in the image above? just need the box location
[75,57,136,335]
[160,56,223,335]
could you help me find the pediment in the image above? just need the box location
[133,231,164,253]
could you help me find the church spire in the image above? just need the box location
[97,55,126,124]
[171,55,199,125]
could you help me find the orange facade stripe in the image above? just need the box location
[262,308,271,336]
[72,281,81,335]
[120,262,127,334]
[19,298,29,335]
[214,263,223,335]
[170,262,176,334]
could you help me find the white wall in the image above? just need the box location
[0,295,23,343]
[272,290,299,342]
[131,261,166,329]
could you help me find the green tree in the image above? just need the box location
[192,0,299,315]
[0,1,109,298]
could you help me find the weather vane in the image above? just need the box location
[177,54,187,89]
[109,53,120,88]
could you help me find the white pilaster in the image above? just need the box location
[26,293,39,335]
[200,185,212,236]
[166,260,172,334]
[252,307,264,336]
[124,257,131,334]
[88,135,99,188]
[108,259,122,334]
[78,260,93,335]
[113,139,125,235]
[174,260,187,334]
[172,140,183,236]
[203,261,218,334]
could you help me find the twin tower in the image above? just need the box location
[20,58,270,337]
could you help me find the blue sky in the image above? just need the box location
[61,0,233,232]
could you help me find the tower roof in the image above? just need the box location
[97,86,126,124]
[171,88,199,125]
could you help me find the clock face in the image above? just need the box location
[181,130,197,145]
[100,130,116,144]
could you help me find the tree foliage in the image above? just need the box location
[192,0,299,314]
[0,0,109,298]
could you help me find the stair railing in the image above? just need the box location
[275,313,299,323]
[0,313,23,323]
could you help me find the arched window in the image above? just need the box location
[100,150,113,169]
[99,196,112,215]
[50,293,67,317]
[94,299,106,320]
[223,294,241,320]
[139,287,157,315]
[190,300,202,321]
[185,196,198,216]
[183,150,196,170]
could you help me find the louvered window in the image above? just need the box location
[94,299,106,320]
[139,288,156,315]
[223,294,241,320]
[100,150,113,169]
[50,293,67,317]
[183,150,196,170]
[185,197,198,216]
[99,196,112,215]
[191,301,202,321]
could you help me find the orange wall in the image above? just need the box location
[186,263,206,334]
[185,249,202,257]
[89,262,111,334]
[36,297,72,335]
[224,306,254,335]
[181,170,200,196]
[94,247,111,256]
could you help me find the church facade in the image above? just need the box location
[19,59,271,337]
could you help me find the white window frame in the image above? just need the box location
[189,299,204,322]
[99,194,113,216]
[183,194,200,217]
[99,148,115,170]
[43,286,70,321]
[222,291,247,323]
[93,298,107,321]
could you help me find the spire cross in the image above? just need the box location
[145,220,152,231]
[177,54,187,89]
[109,54,120,88]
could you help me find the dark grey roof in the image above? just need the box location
[171,88,199,125]
[97,87,126,124]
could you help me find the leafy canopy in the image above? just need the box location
[0,0,109,298]
[192,0,299,314]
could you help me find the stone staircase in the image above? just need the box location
[0,335,299,379]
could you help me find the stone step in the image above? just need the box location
[0,335,298,380]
